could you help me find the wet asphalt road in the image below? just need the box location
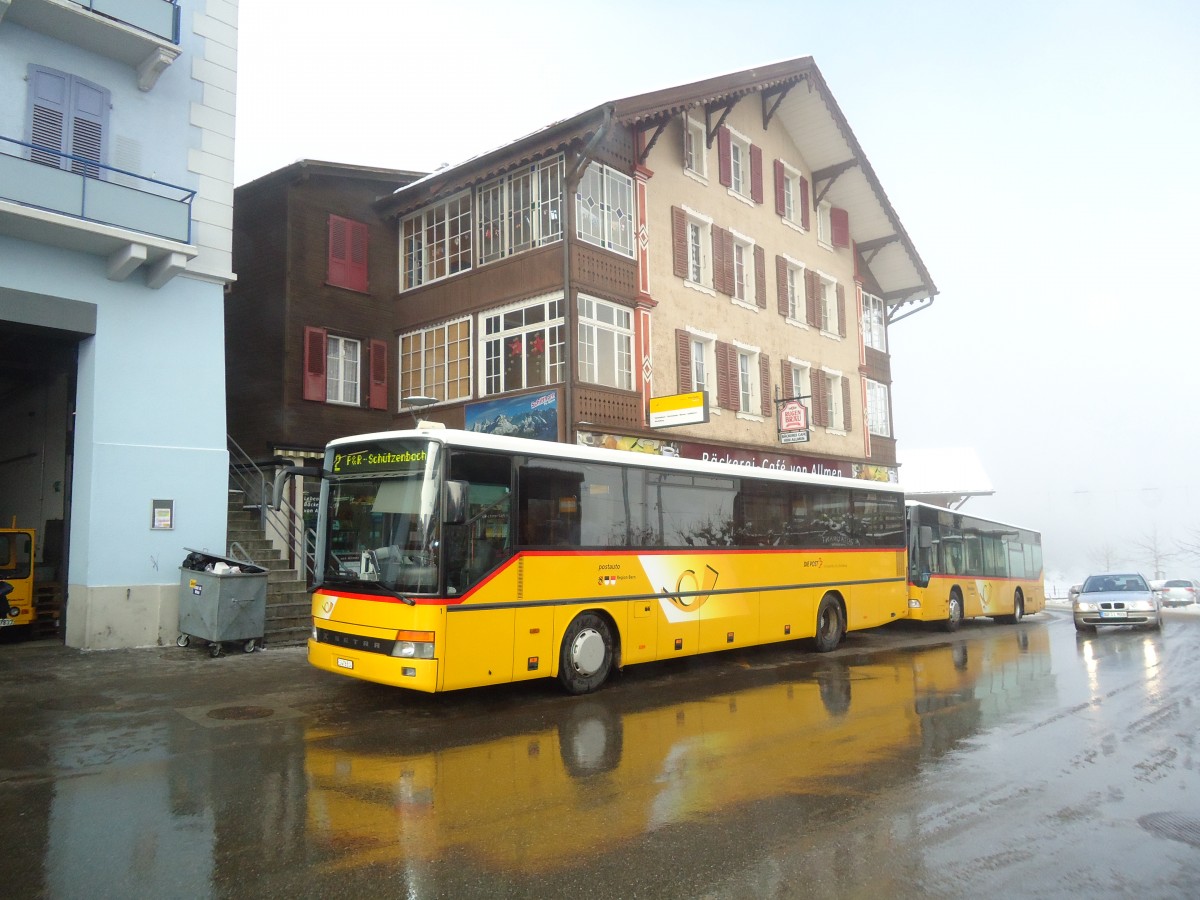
[2,606,1199,899]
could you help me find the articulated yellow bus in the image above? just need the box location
[905,501,1044,632]
[0,525,35,631]
[298,428,909,693]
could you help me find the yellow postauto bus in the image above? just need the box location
[0,524,35,630]
[905,501,1044,632]
[297,427,909,693]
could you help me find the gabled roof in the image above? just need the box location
[376,58,936,308]
[238,159,427,194]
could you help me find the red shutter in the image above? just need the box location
[672,207,688,278]
[754,245,766,308]
[368,339,388,410]
[799,177,810,230]
[303,326,327,402]
[853,240,861,282]
[676,329,692,392]
[831,207,850,248]
[717,126,732,187]
[781,360,793,397]
[712,226,727,294]
[805,269,819,327]
[327,216,347,287]
[715,341,733,410]
[774,160,786,216]
[811,370,827,427]
[750,144,764,204]
[776,256,789,316]
[836,283,847,337]
[759,354,772,417]
[348,220,369,292]
[842,377,853,431]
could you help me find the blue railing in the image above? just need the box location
[0,135,194,244]
[71,0,181,44]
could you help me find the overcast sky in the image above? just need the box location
[234,0,1200,588]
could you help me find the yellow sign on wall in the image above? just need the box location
[648,391,709,428]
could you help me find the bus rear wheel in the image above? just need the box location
[812,594,845,653]
[942,590,964,633]
[558,613,614,695]
[999,590,1025,625]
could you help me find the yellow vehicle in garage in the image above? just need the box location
[0,523,35,631]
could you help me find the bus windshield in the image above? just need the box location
[323,439,442,594]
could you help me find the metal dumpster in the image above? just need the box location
[177,548,268,657]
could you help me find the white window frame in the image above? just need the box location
[821,367,845,434]
[576,161,635,258]
[783,256,806,324]
[682,206,714,293]
[727,127,752,199]
[863,291,887,352]
[779,161,805,231]
[399,317,472,406]
[865,378,891,437]
[816,200,833,247]
[401,191,472,291]
[477,155,564,266]
[788,358,813,424]
[730,229,756,309]
[326,335,360,406]
[684,114,707,180]
[817,271,838,336]
[687,327,717,405]
[481,294,565,396]
[732,339,762,419]
[577,294,633,390]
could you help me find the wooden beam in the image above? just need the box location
[705,99,738,148]
[760,82,795,130]
[856,234,899,253]
[637,119,670,165]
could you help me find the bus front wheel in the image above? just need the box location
[558,613,614,695]
[942,590,964,633]
[812,594,845,653]
[999,591,1025,625]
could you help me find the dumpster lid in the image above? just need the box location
[181,547,267,574]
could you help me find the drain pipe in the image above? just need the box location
[562,107,612,445]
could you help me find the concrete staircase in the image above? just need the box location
[227,490,311,647]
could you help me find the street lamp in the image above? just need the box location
[401,395,437,426]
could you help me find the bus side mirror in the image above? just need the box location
[918,525,933,549]
[272,465,321,509]
[444,480,468,525]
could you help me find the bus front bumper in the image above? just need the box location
[308,638,440,692]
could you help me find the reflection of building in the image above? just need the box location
[1,1,238,647]
[303,629,1052,887]
[228,58,935,493]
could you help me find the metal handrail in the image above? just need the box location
[227,435,317,582]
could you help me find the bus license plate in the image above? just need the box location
[0,619,13,627]
[336,657,354,669]
[1100,610,1127,618]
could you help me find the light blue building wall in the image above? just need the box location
[0,0,238,648]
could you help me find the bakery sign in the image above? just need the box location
[777,399,809,444]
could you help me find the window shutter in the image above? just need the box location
[754,245,766,308]
[750,144,764,204]
[774,160,786,216]
[776,256,789,316]
[348,220,369,291]
[328,217,348,287]
[805,269,820,327]
[717,126,732,188]
[759,353,772,417]
[715,341,734,410]
[853,240,861,282]
[29,67,68,168]
[676,329,692,392]
[836,283,847,337]
[68,78,106,177]
[842,377,853,431]
[671,207,687,278]
[831,207,850,248]
[303,326,328,402]
[811,371,827,427]
[799,176,810,230]
[368,339,388,410]
[712,226,727,294]
[780,360,793,397]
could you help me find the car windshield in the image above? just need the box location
[1164,580,1191,588]
[1082,574,1147,593]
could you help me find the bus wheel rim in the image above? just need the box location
[570,628,606,676]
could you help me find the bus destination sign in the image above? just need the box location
[331,445,429,475]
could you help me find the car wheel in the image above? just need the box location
[558,613,614,695]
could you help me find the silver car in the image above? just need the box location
[1073,572,1162,633]
[1158,578,1199,607]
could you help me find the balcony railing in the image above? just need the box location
[0,134,193,244]
[69,0,180,43]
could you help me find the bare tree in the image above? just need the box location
[1132,526,1175,580]
[1089,543,1122,571]
[1176,526,1200,564]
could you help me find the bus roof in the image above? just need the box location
[328,428,906,495]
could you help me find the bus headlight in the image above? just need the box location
[908,599,922,609]
[391,630,435,659]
